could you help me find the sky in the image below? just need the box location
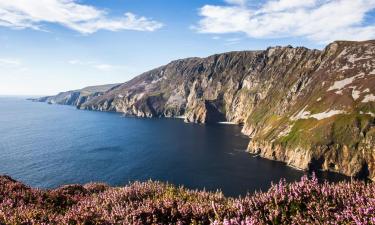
[0,0,374,96]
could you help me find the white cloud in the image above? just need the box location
[94,64,115,71]
[0,57,30,73]
[198,5,252,34]
[68,60,94,65]
[196,0,375,43]
[0,0,163,34]
[68,60,122,71]
[68,60,80,65]
[225,37,242,45]
[0,58,21,67]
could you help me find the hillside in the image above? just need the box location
[35,40,375,180]
[33,83,120,107]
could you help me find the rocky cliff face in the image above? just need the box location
[39,40,375,180]
[33,83,120,107]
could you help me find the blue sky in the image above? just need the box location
[0,0,374,95]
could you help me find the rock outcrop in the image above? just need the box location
[37,40,375,180]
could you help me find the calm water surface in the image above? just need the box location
[0,97,347,196]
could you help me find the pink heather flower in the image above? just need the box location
[0,175,373,224]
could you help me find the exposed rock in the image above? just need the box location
[37,40,375,180]
[31,83,120,107]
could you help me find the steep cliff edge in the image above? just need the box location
[32,83,120,107]
[38,40,375,180]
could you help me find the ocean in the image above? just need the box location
[0,97,347,196]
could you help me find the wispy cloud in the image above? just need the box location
[93,64,115,71]
[195,0,375,43]
[68,60,125,72]
[0,0,163,34]
[224,38,242,46]
[68,60,93,65]
[0,57,30,73]
[0,58,21,67]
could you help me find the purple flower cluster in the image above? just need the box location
[0,174,373,224]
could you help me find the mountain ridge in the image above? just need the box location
[34,40,375,180]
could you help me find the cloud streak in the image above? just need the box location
[195,0,375,43]
[68,60,126,72]
[93,64,115,71]
[0,0,163,34]
[0,58,21,67]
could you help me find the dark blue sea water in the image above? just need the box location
[0,97,347,196]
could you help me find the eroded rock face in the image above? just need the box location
[32,83,120,108]
[243,41,375,180]
[39,40,375,180]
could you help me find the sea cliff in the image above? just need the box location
[35,40,375,180]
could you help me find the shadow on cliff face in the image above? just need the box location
[204,100,226,124]
[355,163,370,180]
[308,156,370,182]
[308,157,352,183]
[308,156,325,172]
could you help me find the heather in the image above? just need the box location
[0,175,374,224]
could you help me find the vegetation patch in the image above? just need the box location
[275,113,374,151]
[0,175,374,224]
